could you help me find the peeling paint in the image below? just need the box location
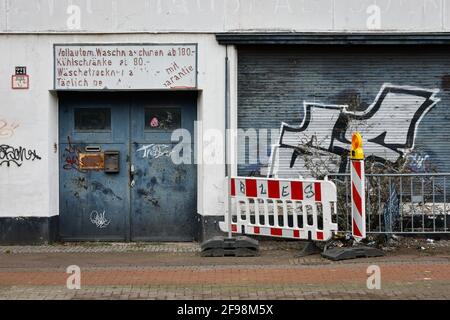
[91,181,123,201]
[136,188,159,207]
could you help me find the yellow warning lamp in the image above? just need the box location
[350,132,364,160]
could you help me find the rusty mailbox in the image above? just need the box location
[78,152,105,170]
[104,151,120,173]
[78,147,120,173]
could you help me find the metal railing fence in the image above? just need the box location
[326,173,450,234]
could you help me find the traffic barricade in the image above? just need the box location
[219,177,338,241]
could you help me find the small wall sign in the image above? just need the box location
[15,66,27,75]
[79,152,105,170]
[12,66,29,89]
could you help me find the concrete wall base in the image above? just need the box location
[196,214,226,243]
[0,214,230,244]
[0,216,59,245]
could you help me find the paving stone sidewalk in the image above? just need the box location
[0,242,201,254]
[0,241,449,300]
[0,241,305,254]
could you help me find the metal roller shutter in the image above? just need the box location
[237,45,450,178]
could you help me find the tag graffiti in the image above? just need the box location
[0,119,20,139]
[137,144,172,159]
[89,210,111,228]
[405,151,430,173]
[0,144,41,167]
[275,84,439,174]
[62,136,85,173]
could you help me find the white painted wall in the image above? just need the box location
[0,35,56,217]
[0,33,227,218]
[2,0,450,220]
[2,0,450,33]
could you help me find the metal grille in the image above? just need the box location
[237,46,450,177]
[327,173,450,234]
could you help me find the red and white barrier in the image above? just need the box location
[219,177,338,241]
[349,132,366,241]
[350,160,366,241]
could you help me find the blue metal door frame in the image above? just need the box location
[58,91,197,241]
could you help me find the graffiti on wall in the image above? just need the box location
[89,210,110,228]
[0,118,40,167]
[0,144,41,167]
[62,136,85,172]
[272,84,440,175]
[405,151,431,173]
[0,119,19,139]
[137,144,172,159]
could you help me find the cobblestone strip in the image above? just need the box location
[1,282,449,300]
[0,263,448,286]
[0,243,201,254]
[1,240,449,254]
[0,241,324,254]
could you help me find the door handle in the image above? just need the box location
[130,164,136,188]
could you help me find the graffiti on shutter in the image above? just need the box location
[272,84,439,175]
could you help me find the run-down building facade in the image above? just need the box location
[1,0,450,244]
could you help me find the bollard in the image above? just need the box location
[322,132,384,260]
[350,132,366,241]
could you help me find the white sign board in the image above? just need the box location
[12,75,29,89]
[54,44,197,90]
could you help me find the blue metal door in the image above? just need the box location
[59,92,197,241]
[59,93,130,240]
[130,93,197,241]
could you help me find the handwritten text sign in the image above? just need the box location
[54,44,197,90]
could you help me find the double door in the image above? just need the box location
[59,92,197,241]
